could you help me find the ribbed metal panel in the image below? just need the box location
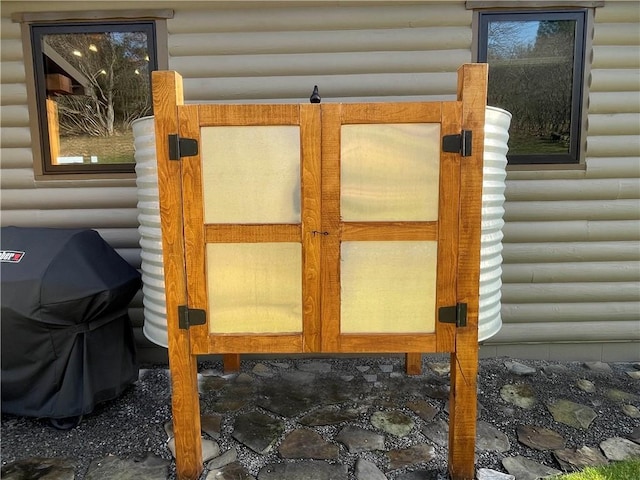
[132,116,167,348]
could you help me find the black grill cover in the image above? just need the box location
[1,227,141,419]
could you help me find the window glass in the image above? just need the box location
[478,11,586,164]
[31,23,157,174]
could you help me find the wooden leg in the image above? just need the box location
[447,348,479,480]
[169,350,203,480]
[405,353,422,375]
[223,354,241,373]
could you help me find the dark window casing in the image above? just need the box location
[478,10,587,165]
[31,21,157,175]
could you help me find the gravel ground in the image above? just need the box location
[1,355,639,479]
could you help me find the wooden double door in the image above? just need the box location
[172,100,467,357]
[153,65,487,480]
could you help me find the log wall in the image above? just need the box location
[1,1,638,362]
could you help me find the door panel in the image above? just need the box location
[340,123,440,222]
[206,242,302,334]
[321,102,458,352]
[182,104,320,354]
[340,240,438,334]
[200,125,301,224]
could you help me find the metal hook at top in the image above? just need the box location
[310,85,321,104]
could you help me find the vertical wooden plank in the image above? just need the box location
[179,104,209,355]
[151,70,203,480]
[448,63,487,480]
[320,103,342,352]
[301,104,323,352]
[436,100,463,354]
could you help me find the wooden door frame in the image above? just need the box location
[152,63,487,480]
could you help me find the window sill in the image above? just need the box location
[466,1,603,9]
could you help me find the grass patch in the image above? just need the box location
[553,458,640,480]
[59,130,135,164]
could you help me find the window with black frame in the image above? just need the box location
[478,10,587,165]
[31,22,157,174]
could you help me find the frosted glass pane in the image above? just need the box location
[341,241,437,333]
[341,124,440,221]
[207,243,302,334]
[201,126,301,224]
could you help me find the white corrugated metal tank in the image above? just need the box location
[479,106,511,341]
[132,117,168,348]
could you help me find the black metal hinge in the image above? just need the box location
[168,134,199,160]
[442,130,472,157]
[438,303,468,328]
[178,306,206,330]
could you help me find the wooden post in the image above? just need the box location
[448,63,488,480]
[223,354,241,372]
[152,71,203,480]
[405,353,422,375]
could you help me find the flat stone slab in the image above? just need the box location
[299,406,365,426]
[600,437,640,460]
[386,444,435,470]
[547,399,597,429]
[502,456,562,480]
[206,462,255,480]
[85,454,170,480]
[1,457,75,480]
[421,419,449,447]
[606,389,640,402]
[201,413,222,439]
[505,361,537,376]
[427,362,450,376]
[477,469,515,480]
[517,425,565,450]
[336,425,385,453]
[500,383,537,409]
[258,460,348,480]
[232,411,284,455]
[252,363,274,377]
[257,380,317,417]
[542,365,570,376]
[584,361,612,373]
[476,421,510,452]
[371,410,414,437]
[553,446,608,471]
[206,448,237,470]
[622,404,640,418]
[298,361,332,373]
[406,399,438,422]
[279,428,339,459]
[354,458,387,480]
[199,375,227,394]
[629,426,640,443]
[576,379,596,393]
[211,382,253,412]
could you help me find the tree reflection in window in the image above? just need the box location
[478,11,587,164]
[32,23,156,172]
